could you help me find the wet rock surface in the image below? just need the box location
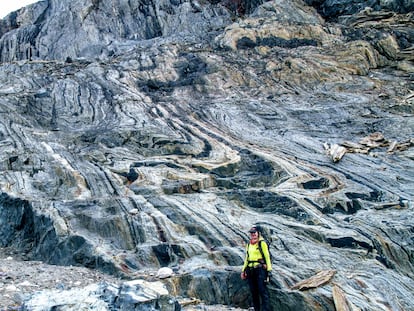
[0,0,413,310]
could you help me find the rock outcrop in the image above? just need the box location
[0,0,413,310]
[23,279,180,311]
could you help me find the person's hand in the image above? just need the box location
[241,271,247,280]
[265,271,271,283]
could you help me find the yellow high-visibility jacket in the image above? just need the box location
[242,237,272,272]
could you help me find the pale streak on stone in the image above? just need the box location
[387,140,398,153]
[41,142,91,199]
[124,279,169,299]
[333,284,362,311]
[46,207,69,236]
[332,284,352,311]
[177,297,202,307]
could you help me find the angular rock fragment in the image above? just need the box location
[332,284,356,311]
[324,143,347,162]
[291,270,336,291]
[359,132,386,148]
[157,267,174,279]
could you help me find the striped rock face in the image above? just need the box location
[0,0,413,310]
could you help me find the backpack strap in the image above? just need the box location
[258,240,265,260]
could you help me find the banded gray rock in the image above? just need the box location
[0,0,413,310]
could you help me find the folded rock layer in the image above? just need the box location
[0,0,413,310]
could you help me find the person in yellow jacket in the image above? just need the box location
[241,225,271,311]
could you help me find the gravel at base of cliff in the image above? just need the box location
[0,247,122,310]
[0,248,248,311]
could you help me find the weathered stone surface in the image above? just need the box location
[0,0,233,62]
[306,0,414,20]
[0,0,413,310]
[291,269,336,290]
[22,279,180,311]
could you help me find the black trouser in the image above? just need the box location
[246,266,269,311]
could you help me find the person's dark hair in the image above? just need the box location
[248,225,261,234]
